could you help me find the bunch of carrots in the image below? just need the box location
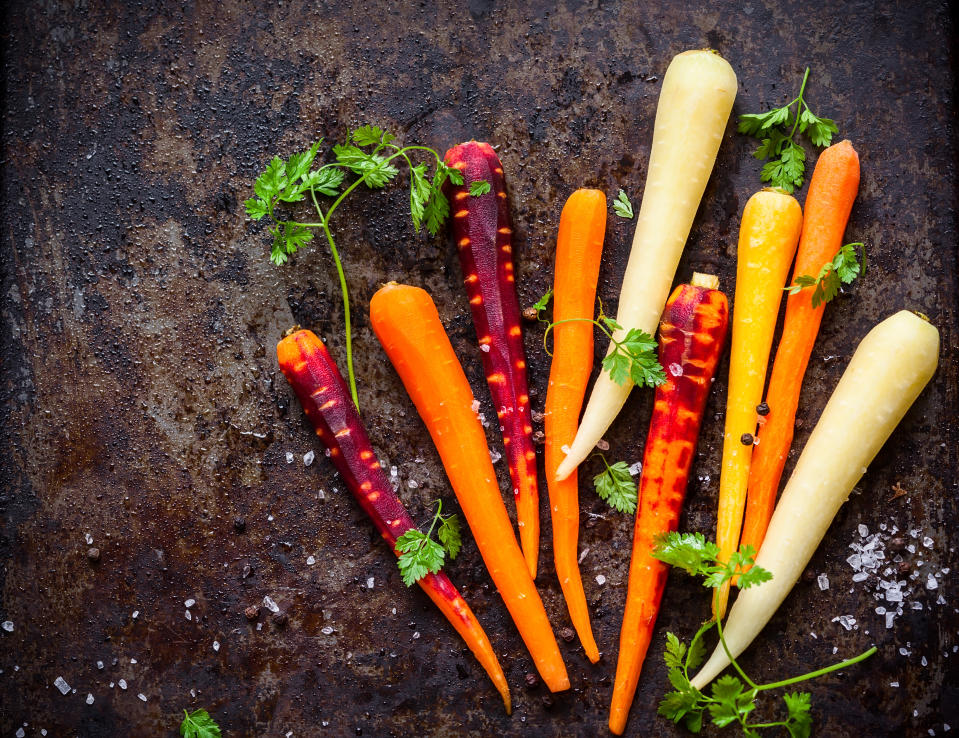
[253,46,941,736]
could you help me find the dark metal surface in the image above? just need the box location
[2,1,957,735]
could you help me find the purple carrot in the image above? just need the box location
[443,141,539,578]
[277,328,510,711]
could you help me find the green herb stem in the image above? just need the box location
[756,646,877,691]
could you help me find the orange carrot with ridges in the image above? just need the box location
[713,189,802,618]
[608,274,728,735]
[741,141,860,553]
[370,283,570,692]
[544,189,606,664]
[277,329,510,711]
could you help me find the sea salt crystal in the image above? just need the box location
[303,450,315,466]
[912,602,923,610]
[876,606,887,615]
[118,679,127,690]
[886,611,896,629]
[596,439,610,451]
[922,656,928,666]
[367,577,375,589]
[1,621,13,632]
[263,596,280,613]
[130,658,137,664]
[132,611,139,619]
[412,631,421,639]
[578,547,590,564]
[286,452,294,464]
[480,344,490,352]
[561,444,571,455]
[185,610,192,621]
[667,362,683,377]
[268,514,274,522]
[489,449,502,463]
[817,574,830,590]
[307,556,316,566]
[16,729,24,738]
[937,594,947,605]
[628,462,642,476]
[853,572,869,582]
[833,615,857,631]
[185,599,195,608]
[858,524,869,537]
[138,693,147,702]
[321,626,334,635]
[927,574,939,590]
[907,544,916,554]
[86,694,94,705]
[54,676,71,695]
[847,553,862,569]
[85,533,94,545]
[595,574,607,585]
[923,536,934,548]
[890,681,899,687]
[471,400,481,413]
[407,479,418,489]
[899,647,911,656]
[213,641,220,652]
[96,661,104,670]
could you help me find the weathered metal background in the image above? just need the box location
[2,1,957,735]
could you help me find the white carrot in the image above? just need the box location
[691,310,939,690]
[556,49,737,481]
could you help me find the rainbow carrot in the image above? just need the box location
[444,141,540,578]
[370,283,570,692]
[608,274,728,735]
[277,328,510,712]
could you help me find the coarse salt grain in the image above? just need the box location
[367,577,374,589]
[96,661,103,669]
[412,631,421,639]
[628,461,642,476]
[286,452,294,464]
[185,599,195,608]
[16,729,24,738]
[118,679,127,690]
[480,344,490,352]
[86,694,94,704]
[923,536,934,548]
[890,681,899,687]
[858,524,869,537]
[304,450,315,466]
[130,658,137,664]
[1,621,13,632]
[263,596,279,613]
[54,676,71,695]
[489,449,502,463]
[321,626,334,635]
[407,479,418,489]
[185,610,192,621]
[307,556,316,566]
[213,641,220,652]
[132,611,139,619]
[927,573,939,590]
[595,574,607,586]
[471,400,481,412]
[817,574,829,590]
[138,693,147,702]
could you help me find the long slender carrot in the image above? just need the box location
[608,273,728,735]
[713,189,802,619]
[370,283,570,692]
[544,189,606,664]
[740,141,860,553]
[444,141,540,578]
[277,329,511,712]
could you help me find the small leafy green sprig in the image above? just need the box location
[592,454,638,514]
[245,125,463,408]
[785,242,865,308]
[395,500,463,586]
[738,68,838,192]
[651,532,877,736]
[613,189,634,219]
[534,292,666,389]
[180,709,221,738]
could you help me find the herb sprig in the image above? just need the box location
[395,500,463,586]
[245,126,463,408]
[785,242,865,308]
[180,709,222,738]
[613,189,634,219]
[592,454,638,514]
[535,293,666,389]
[651,532,877,736]
[738,68,838,192]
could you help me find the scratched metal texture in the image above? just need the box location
[1,1,957,736]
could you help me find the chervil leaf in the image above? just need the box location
[396,529,445,587]
[784,692,813,738]
[304,167,346,198]
[601,351,631,387]
[665,632,687,670]
[613,189,634,219]
[753,128,788,160]
[446,166,464,186]
[333,144,399,188]
[652,532,720,577]
[244,197,268,221]
[602,327,664,388]
[285,141,322,187]
[352,124,395,148]
[738,106,791,137]
[532,288,553,317]
[437,514,462,560]
[601,315,624,333]
[686,620,714,672]
[593,459,638,514]
[834,242,862,283]
[803,111,838,148]
[761,140,806,192]
[789,242,864,308]
[469,179,492,197]
[180,708,222,738]
[409,163,431,232]
[423,181,450,236]
[255,156,287,202]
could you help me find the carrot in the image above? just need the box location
[555,49,737,481]
[544,189,607,664]
[692,311,939,688]
[277,328,511,712]
[608,273,729,735]
[713,189,802,619]
[370,283,570,692]
[741,141,860,553]
[444,142,540,578]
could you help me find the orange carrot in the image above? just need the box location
[741,141,860,553]
[544,189,606,664]
[713,189,802,619]
[370,283,570,692]
[608,274,728,735]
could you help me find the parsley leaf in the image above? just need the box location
[352,124,395,148]
[395,500,463,586]
[469,179,492,196]
[785,242,864,308]
[532,287,553,317]
[613,189,634,219]
[653,532,721,578]
[739,68,838,192]
[423,168,451,236]
[783,692,813,738]
[180,709,221,738]
[333,143,399,188]
[600,325,665,388]
[437,513,462,560]
[244,197,268,221]
[593,457,638,514]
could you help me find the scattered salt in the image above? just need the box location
[412,631,421,639]
[1,621,13,632]
[185,610,192,621]
[480,344,490,352]
[138,693,147,702]
[668,362,683,377]
[213,641,220,652]
[923,536,934,548]
[267,514,274,522]
[489,449,502,464]
[85,533,94,545]
[132,611,139,619]
[899,647,911,656]
[286,452,294,464]
[321,626,334,635]
[595,574,607,586]
[185,599,195,608]
[307,556,316,566]
[118,679,127,690]
[263,596,280,613]
[367,577,375,589]
[596,439,610,451]
[471,400,481,413]
[832,615,857,631]
[130,658,137,664]
[561,444,571,455]
[817,574,830,590]
[407,479,418,489]
[890,681,899,687]
[578,547,590,564]
[54,676,71,695]
[16,729,24,738]
[628,462,642,476]
[852,572,869,582]
[857,524,868,537]
[922,656,928,666]
[927,574,939,590]
[304,450,315,466]
[96,661,104,670]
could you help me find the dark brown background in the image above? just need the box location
[2,1,957,736]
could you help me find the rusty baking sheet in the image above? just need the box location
[1,1,957,736]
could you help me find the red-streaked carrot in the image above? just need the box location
[544,188,606,663]
[608,274,728,735]
[444,141,540,578]
[713,189,802,619]
[277,328,511,712]
[741,141,860,553]
[370,283,570,692]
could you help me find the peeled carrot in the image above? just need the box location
[370,283,570,692]
[277,329,510,711]
[544,189,606,664]
[741,141,860,553]
[444,142,540,578]
[608,273,728,735]
[713,189,802,619]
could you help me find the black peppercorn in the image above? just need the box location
[233,517,246,533]
[757,402,770,416]
[740,433,754,445]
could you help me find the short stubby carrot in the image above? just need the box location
[713,189,802,619]
[370,283,570,692]
[608,274,728,735]
[444,141,540,578]
[741,141,860,554]
[544,189,606,664]
[277,329,511,711]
